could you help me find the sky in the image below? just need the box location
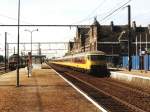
[0,0,150,58]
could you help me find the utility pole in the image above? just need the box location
[128,5,132,71]
[5,32,7,72]
[17,0,20,87]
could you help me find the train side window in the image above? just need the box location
[91,55,106,61]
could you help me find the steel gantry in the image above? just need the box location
[0,24,91,87]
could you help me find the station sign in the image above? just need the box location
[139,50,146,56]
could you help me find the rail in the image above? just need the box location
[50,64,149,112]
[65,72,146,112]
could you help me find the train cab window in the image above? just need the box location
[90,55,106,61]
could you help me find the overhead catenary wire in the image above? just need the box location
[72,0,107,24]
[88,0,106,16]
[99,0,132,22]
[72,0,132,25]
[101,7,125,24]
[96,0,128,21]
[0,13,33,25]
[0,0,132,26]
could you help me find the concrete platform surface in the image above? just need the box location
[109,68,150,78]
[0,64,101,112]
[109,68,150,89]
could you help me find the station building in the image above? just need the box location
[68,18,150,67]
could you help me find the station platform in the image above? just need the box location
[109,68,150,78]
[109,68,150,89]
[0,63,101,112]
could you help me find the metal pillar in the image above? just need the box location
[5,32,7,72]
[38,43,42,64]
[128,5,132,71]
[31,32,33,56]
[16,0,20,87]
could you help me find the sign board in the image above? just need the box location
[139,50,146,56]
[141,51,145,54]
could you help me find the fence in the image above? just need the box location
[122,55,150,70]
[144,55,150,70]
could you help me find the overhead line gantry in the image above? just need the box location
[0,24,92,27]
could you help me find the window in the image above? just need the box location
[90,55,106,61]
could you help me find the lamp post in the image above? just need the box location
[24,29,38,77]
[24,29,38,56]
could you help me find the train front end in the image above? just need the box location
[86,52,108,74]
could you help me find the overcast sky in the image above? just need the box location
[0,0,149,57]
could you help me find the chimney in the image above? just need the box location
[110,21,114,31]
[69,41,74,51]
[148,24,150,30]
[132,21,136,30]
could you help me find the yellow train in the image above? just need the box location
[49,51,108,74]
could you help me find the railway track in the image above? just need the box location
[50,64,150,112]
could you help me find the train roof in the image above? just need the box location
[85,51,105,55]
[71,51,105,56]
[53,51,106,60]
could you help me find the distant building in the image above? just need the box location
[68,18,150,66]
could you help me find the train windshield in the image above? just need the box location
[89,55,106,61]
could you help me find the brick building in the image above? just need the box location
[68,18,150,66]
